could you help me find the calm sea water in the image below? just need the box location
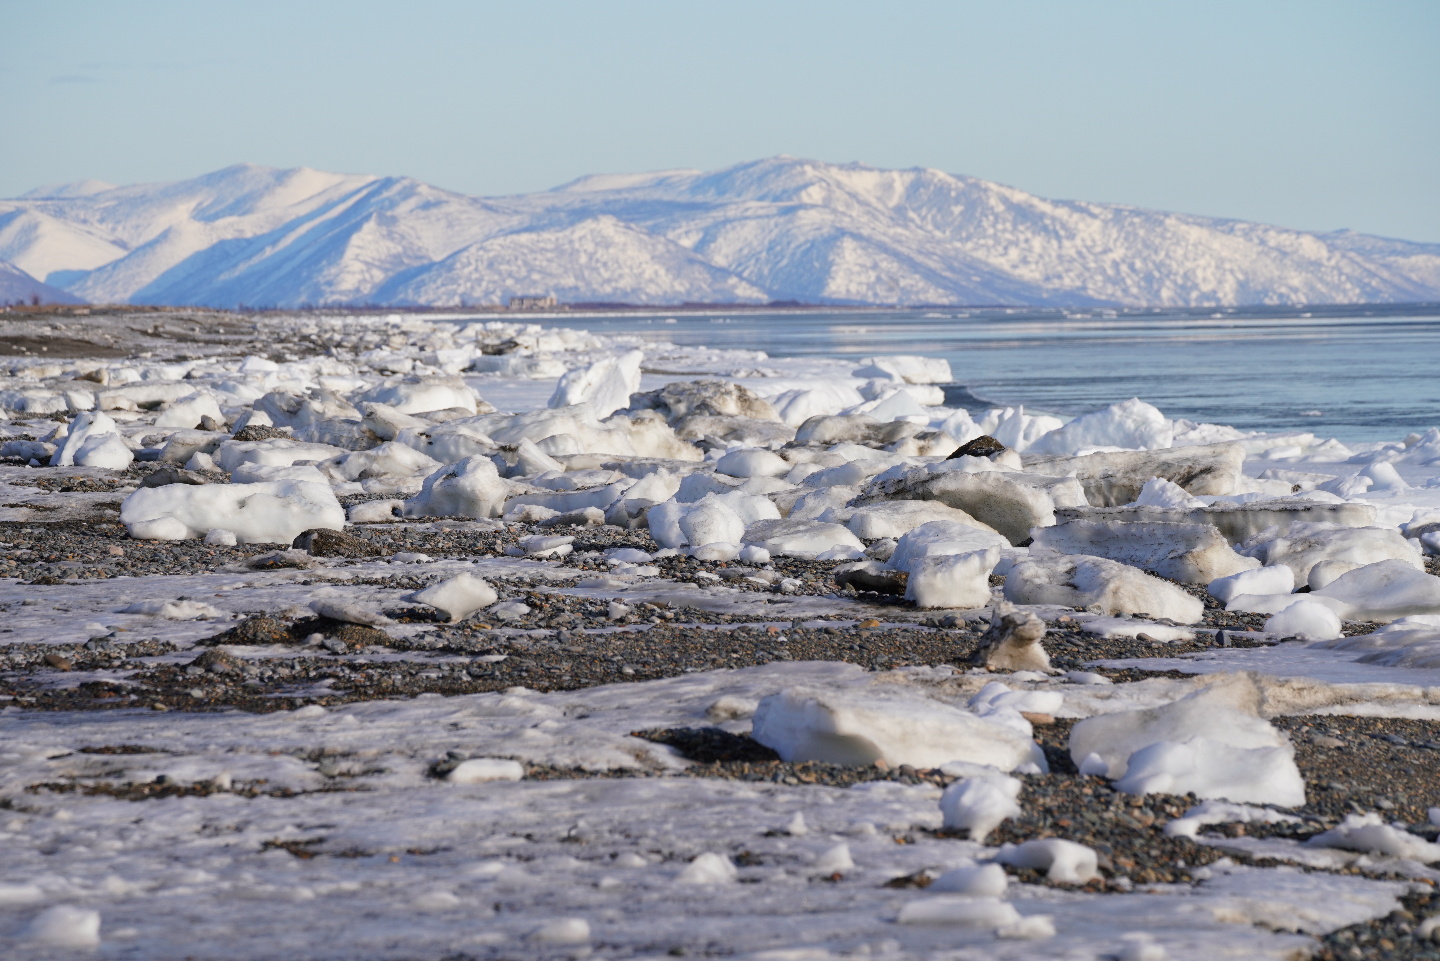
[494,303,1440,444]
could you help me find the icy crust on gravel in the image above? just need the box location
[0,671,1415,961]
[3,312,1440,958]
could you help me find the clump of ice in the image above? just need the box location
[1306,813,1440,862]
[939,775,1022,842]
[446,758,524,784]
[1210,564,1294,604]
[1027,398,1175,456]
[895,896,1024,929]
[24,904,101,948]
[994,838,1100,884]
[403,455,509,519]
[1264,598,1342,640]
[750,686,1041,771]
[405,573,498,622]
[929,861,1009,896]
[121,479,344,544]
[1069,674,1305,807]
[1005,553,1204,624]
[905,547,1000,609]
[677,852,737,884]
[548,349,643,418]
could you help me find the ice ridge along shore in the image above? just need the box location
[1,310,1440,959]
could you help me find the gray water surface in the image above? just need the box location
[491,303,1440,444]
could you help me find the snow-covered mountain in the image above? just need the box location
[3,157,1438,308]
[0,259,84,306]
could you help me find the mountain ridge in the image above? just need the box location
[2,157,1437,308]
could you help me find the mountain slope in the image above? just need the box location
[0,259,84,305]
[2,157,1437,308]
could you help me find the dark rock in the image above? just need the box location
[293,528,382,558]
[140,467,209,488]
[946,434,1008,459]
[190,648,244,675]
[232,424,291,442]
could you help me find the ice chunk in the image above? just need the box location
[1238,522,1422,584]
[854,355,952,384]
[122,480,344,544]
[24,904,101,948]
[1310,559,1440,622]
[888,520,1010,574]
[1306,812,1440,862]
[404,456,509,519]
[74,431,134,470]
[750,686,1040,771]
[530,918,590,944]
[1005,553,1204,623]
[548,349,643,418]
[348,499,403,524]
[1069,674,1305,806]
[994,838,1100,884]
[715,448,789,478]
[327,442,441,482]
[1032,518,1260,584]
[1027,398,1175,455]
[154,391,224,430]
[679,499,746,549]
[929,862,1009,896]
[446,758,524,783]
[905,547,1000,609]
[1312,616,1440,668]
[1023,442,1246,506]
[770,383,866,427]
[741,518,865,560]
[970,604,1051,672]
[356,378,481,415]
[1209,564,1295,604]
[50,410,120,467]
[406,573,498,622]
[939,775,1021,842]
[677,852,737,884]
[1264,599,1342,640]
[1131,476,1205,509]
[215,438,347,473]
[860,467,1084,546]
[846,500,999,541]
[812,843,854,874]
[896,896,1023,928]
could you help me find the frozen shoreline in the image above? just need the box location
[2,310,1439,959]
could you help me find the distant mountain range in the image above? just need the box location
[0,259,82,306]
[2,157,1438,308]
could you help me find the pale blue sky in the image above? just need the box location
[2,0,1436,241]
